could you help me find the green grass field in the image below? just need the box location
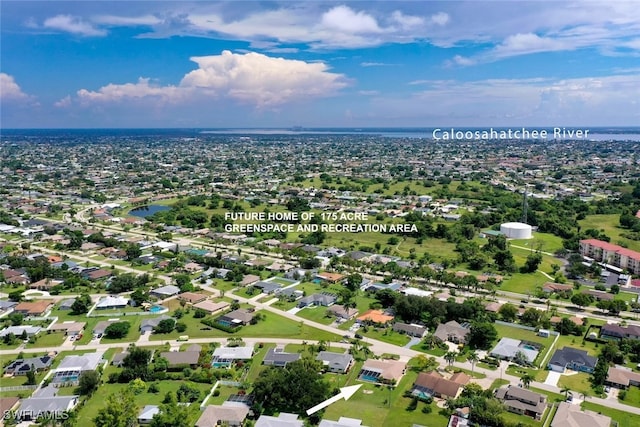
[582,401,637,426]
[73,380,212,426]
[557,372,595,396]
[148,311,340,342]
[579,214,640,252]
[619,385,640,408]
[25,331,66,348]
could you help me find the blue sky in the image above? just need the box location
[1,1,639,128]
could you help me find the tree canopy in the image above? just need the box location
[251,357,332,417]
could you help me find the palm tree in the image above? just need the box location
[521,373,534,389]
[560,385,571,399]
[467,351,479,373]
[444,351,457,367]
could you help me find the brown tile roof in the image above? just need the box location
[14,300,53,315]
[606,367,640,387]
[413,371,468,398]
[362,359,407,383]
[178,292,208,304]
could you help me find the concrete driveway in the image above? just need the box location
[545,371,561,387]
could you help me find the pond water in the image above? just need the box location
[128,205,170,218]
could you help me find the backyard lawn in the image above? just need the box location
[73,380,212,426]
[148,311,340,342]
[25,331,66,348]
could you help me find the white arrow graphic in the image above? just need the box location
[306,384,362,415]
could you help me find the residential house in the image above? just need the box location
[178,292,208,304]
[359,359,407,385]
[548,347,598,373]
[83,268,112,281]
[494,385,547,420]
[581,289,613,301]
[211,345,255,368]
[95,296,129,310]
[490,338,539,365]
[392,322,427,338]
[253,281,282,295]
[606,367,640,389]
[0,397,20,422]
[263,348,301,367]
[159,345,201,368]
[240,274,261,287]
[362,282,402,292]
[356,309,394,326]
[193,300,230,315]
[5,356,54,375]
[297,293,337,308]
[150,285,181,299]
[601,323,640,341]
[111,351,129,367]
[0,325,41,338]
[28,278,63,291]
[14,300,53,316]
[16,395,79,421]
[542,282,574,294]
[195,403,250,427]
[48,321,86,337]
[433,321,469,344]
[93,320,118,336]
[255,412,304,427]
[319,418,368,427]
[140,315,174,334]
[411,371,469,399]
[137,405,160,424]
[316,351,354,374]
[52,351,105,385]
[217,309,255,327]
[58,298,75,310]
[327,305,358,320]
[315,272,346,283]
[551,402,611,427]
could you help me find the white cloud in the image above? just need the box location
[429,12,450,26]
[450,55,476,66]
[43,15,106,36]
[320,5,382,34]
[390,11,425,29]
[137,4,449,50]
[54,95,72,108]
[181,50,348,107]
[76,78,186,103]
[0,73,32,101]
[401,74,640,124]
[91,15,162,27]
[360,62,394,67]
[493,33,568,58]
[72,51,349,108]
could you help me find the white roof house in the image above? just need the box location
[212,345,255,367]
[95,296,129,309]
[57,351,105,372]
[151,285,181,297]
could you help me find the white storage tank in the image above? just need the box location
[500,222,532,239]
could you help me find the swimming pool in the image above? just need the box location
[360,374,380,382]
[150,305,164,313]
